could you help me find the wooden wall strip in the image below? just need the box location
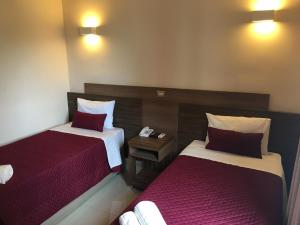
[85,83,270,111]
[142,100,178,136]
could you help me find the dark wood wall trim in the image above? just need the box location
[85,83,270,111]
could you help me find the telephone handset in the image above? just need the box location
[139,127,167,139]
[139,127,154,137]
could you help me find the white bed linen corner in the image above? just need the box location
[51,123,124,170]
[119,211,140,225]
[134,201,167,225]
[0,165,14,184]
[180,140,287,213]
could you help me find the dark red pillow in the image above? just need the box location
[72,111,107,132]
[206,127,263,158]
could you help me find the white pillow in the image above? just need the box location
[77,98,115,129]
[205,113,271,155]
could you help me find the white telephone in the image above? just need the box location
[139,127,154,137]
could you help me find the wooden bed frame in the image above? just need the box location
[67,83,300,192]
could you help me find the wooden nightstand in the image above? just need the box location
[128,135,176,190]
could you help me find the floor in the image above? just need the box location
[56,175,140,225]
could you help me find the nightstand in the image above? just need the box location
[128,135,176,190]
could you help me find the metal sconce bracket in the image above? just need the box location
[252,10,275,22]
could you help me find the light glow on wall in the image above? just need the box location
[81,13,102,27]
[84,34,101,45]
[251,20,278,36]
[82,34,104,52]
[250,0,284,11]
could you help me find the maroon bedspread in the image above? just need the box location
[0,131,112,225]
[112,155,283,225]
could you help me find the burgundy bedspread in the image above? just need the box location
[112,155,283,225]
[0,131,112,225]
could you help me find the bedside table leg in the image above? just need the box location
[127,157,136,185]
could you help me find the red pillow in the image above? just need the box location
[206,127,263,159]
[72,111,107,132]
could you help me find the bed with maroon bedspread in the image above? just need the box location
[0,130,114,225]
[111,155,283,225]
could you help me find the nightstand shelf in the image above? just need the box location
[129,148,158,162]
[127,135,176,190]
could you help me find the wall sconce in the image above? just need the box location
[79,14,103,49]
[250,8,277,36]
[79,26,102,47]
[79,27,101,36]
[252,10,275,22]
[249,0,281,37]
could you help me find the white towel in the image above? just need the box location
[119,211,141,225]
[134,201,167,225]
[0,165,13,184]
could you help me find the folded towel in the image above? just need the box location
[0,165,13,184]
[134,201,167,225]
[119,211,141,225]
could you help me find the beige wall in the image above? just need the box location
[62,0,300,113]
[0,0,70,145]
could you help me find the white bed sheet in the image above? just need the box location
[180,140,284,178]
[51,123,124,170]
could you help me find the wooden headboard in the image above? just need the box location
[84,83,270,110]
[67,83,300,191]
[178,104,300,191]
[83,83,270,138]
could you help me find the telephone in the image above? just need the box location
[139,127,154,137]
[139,127,167,139]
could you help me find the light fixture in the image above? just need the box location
[249,0,282,37]
[79,14,104,49]
[79,27,101,36]
[252,10,275,22]
[79,26,102,47]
